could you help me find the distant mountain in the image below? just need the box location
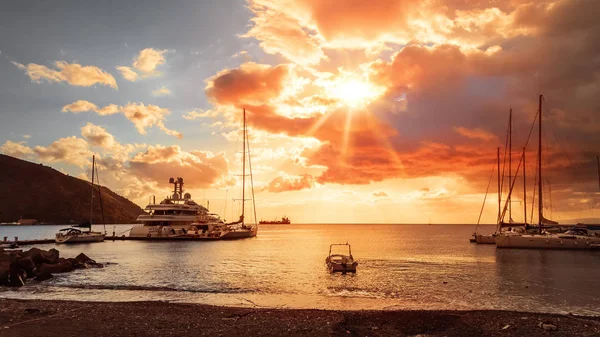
[0,154,144,224]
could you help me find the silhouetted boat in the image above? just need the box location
[259,216,291,225]
[326,243,358,273]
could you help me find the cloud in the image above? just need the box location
[1,141,34,159]
[33,137,92,168]
[206,62,292,106]
[80,123,118,148]
[62,100,181,138]
[13,61,117,89]
[261,174,316,192]
[129,145,231,188]
[116,66,138,82]
[116,48,169,82]
[453,126,498,142]
[242,3,324,65]
[23,135,31,139]
[152,86,172,96]
[182,109,219,120]
[133,48,167,74]
[373,191,388,197]
[61,100,99,113]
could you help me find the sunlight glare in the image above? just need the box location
[330,78,383,108]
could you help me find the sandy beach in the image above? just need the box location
[1,299,599,337]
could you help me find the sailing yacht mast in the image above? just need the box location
[523,147,527,226]
[508,109,512,222]
[497,147,501,225]
[90,155,95,229]
[596,155,600,190]
[538,94,543,230]
[242,109,246,226]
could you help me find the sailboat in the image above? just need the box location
[55,155,106,244]
[474,110,526,244]
[495,95,600,249]
[184,108,258,240]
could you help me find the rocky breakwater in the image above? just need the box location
[0,247,103,287]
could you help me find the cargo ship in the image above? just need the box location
[259,216,291,225]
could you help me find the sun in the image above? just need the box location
[329,78,384,108]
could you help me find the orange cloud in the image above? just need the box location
[206,62,292,106]
[12,61,117,89]
[453,126,498,142]
[62,100,181,138]
[261,174,316,192]
[33,137,92,168]
[129,145,230,188]
[0,141,34,159]
[117,48,169,81]
[116,66,138,82]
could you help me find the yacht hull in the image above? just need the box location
[55,233,105,244]
[495,234,600,250]
[129,225,256,240]
[475,234,496,244]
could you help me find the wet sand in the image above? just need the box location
[1,299,599,336]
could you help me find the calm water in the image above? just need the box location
[1,224,599,315]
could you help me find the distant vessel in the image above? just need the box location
[130,109,257,240]
[495,95,600,249]
[326,243,358,273]
[259,216,291,225]
[18,218,38,225]
[56,155,106,244]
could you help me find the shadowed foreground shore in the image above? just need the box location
[1,299,599,337]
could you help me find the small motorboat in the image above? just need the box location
[326,243,358,273]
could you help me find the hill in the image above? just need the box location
[0,154,145,224]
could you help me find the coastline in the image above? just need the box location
[1,299,598,337]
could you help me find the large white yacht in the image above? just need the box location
[129,177,223,238]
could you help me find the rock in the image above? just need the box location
[15,257,36,278]
[74,253,95,265]
[37,260,74,274]
[7,268,26,287]
[35,271,53,282]
[538,322,558,331]
[45,249,60,264]
[24,308,41,314]
[85,262,104,269]
[20,248,47,265]
[0,269,8,286]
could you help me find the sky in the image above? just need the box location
[1,0,599,224]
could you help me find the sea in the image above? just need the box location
[1,224,599,315]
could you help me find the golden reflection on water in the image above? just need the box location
[1,224,599,314]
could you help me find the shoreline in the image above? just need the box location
[1,299,599,336]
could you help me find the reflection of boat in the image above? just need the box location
[55,156,106,244]
[326,243,358,273]
[496,95,600,249]
[259,216,291,225]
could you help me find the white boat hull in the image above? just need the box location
[55,233,105,244]
[475,234,496,244]
[129,225,256,240]
[495,234,600,250]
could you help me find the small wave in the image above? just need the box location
[51,284,256,294]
